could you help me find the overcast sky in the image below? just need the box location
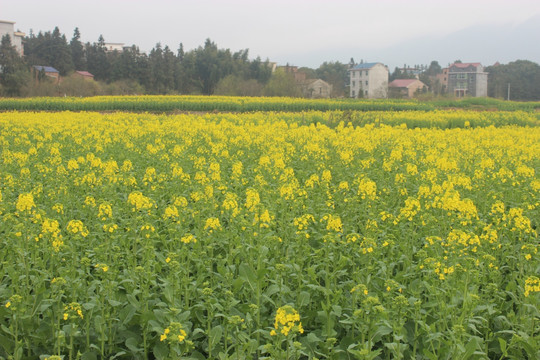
[2,0,540,68]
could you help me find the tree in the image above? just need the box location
[0,34,30,96]
[70,28,86,70]
[390,67,415,81]
[24,27,74,75]
[316,61,348,97]
[86,35,110,81]
[51,27,74,75]
[263,68,301,97]
[485,60,540,100]
[214,74,263,96]
[424,60,442,77]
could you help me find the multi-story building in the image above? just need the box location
[349,62,388,99]
[447,62,488,97]
[0,20,25,56]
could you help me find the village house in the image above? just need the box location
[349,62,389,99]
[33,66,60,83]
[0,20,25,56]
[74,71,95,81]
[446,62,488,97]
[279,65,333,98]
[300,79,333,98]
[388,79,426,99]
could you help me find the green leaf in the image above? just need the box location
[209,325,223,347]
[422,349,438,360]
[462,336,479,359]
[239,263,257,292]
[497,337,507,355]
[298,291,311,308]
[107,299,123,307]
[153,342,169,360]
[371,324,393,343]
[125,337,141,352]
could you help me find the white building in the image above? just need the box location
[0,20,25,56]
[104,42,125,52]
[349,62,389,99]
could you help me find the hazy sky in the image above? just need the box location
[2,0,540,68]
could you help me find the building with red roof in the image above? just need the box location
[74,71,95,80]
[388,79,427,99]
[447,62,488,97]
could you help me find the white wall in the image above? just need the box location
[0,21,24,56]
[349,63,388,99]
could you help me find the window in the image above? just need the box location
[352,81,355,87]
[365,81,368,86]
[352,90,355,97]
[365,90,368,96]
[457,73,467,79]
[365,71,368,76]
[450,74,456,79]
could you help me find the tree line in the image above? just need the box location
[1,26,539,100]
[0,26,350,97]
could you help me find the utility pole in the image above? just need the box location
[507,83,510,101]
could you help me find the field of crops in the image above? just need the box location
[0,95,539,112]
[0,106,539,359]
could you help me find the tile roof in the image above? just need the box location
[76,71,94,77]
[351,62,380,70]
[33,65,59,73]
[451,62,481,68]
[389,79,419,88]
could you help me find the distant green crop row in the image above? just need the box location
[0,95,431,112]
[431,97,540,111]
[0,95,538,113]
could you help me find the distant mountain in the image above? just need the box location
[285,15,540,69]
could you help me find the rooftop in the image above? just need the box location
[451,62,481,68]
[33,65,59,73]
[351,62,381,70]
[76,71,94,77]
[389,79,420,88]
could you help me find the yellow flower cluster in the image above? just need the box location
[63,302,84,320]
[94,263,109,272]
[181,234,197,244]
[66,220,89,237]
[323,214,343,233]
[98,203,113,221]
[524,276,540,297]
[160,322,187,342]
[127,191,155,212]
[16,193,35,212]
[270,305,304,337]
[204,217,221,233]
[162,205,179,221]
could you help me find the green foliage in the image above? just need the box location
[214,75,263,96]
[0,34,29,96]
[0,108,538,359]
[263,69,302,97]
[70,28,86,70]
[86,35,110,81]
[486,60,540,101]
[24,27,74,75]
[315,62,348,97]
